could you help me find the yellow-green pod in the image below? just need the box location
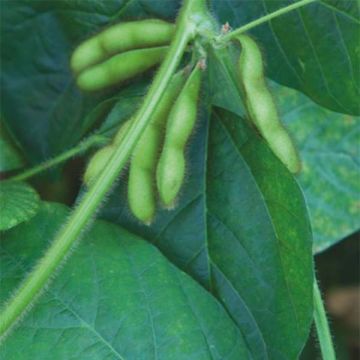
[71,19,175,74]
[128,72,186,223]
[156,65,202,207]
[83,145,115,187]
[128,126,159,224]
[113,119,133,146]
[76,46,168,92]
[237,35,301,174]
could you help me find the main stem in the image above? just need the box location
[221,0,318,41]
[313,280,336,360]
[0,0,203,338]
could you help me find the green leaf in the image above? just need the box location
[208,109,314,360]
[273,82,360,253]
[0,181,40,231]
[0,202,248,359]
[211,0,360,115]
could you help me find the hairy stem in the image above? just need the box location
[221,0,318,42]
[313,280,336,360]
[0,0,207,338]
[9,134,108,182]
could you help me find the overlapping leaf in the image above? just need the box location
[0,202,248,359]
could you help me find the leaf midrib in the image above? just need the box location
[216,115,303,339]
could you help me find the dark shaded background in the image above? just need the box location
[302,231,359,360]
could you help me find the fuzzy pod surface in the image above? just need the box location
[156,65,202,207]
[237,34,301,174]
[76,46,168,92]
[71,19,175,74]
[113,120,133,146]
[83,145,115,187]
[128,72,187,223]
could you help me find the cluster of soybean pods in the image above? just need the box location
[71,19,300,225]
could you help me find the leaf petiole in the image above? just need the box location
[313,279,336,360]
[8,134,108,182]
[220,0,319,42]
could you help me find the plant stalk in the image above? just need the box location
[8,134,107,182]
[221,0,318,42]
[313,280,336,360]
[0,0,207,338]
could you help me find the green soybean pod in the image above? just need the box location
[128,72,186,223]
[76,46,168,92]
[237,35,301,174]
[156,65,202,207]
[113,119,133,146]
[83,145,115,187]
[71,19,175,74]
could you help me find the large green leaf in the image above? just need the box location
[211,0,360,115]
[274,82,360,253]
[0,202,248,359]
[205,48,313,359]
[208,109,313,360]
